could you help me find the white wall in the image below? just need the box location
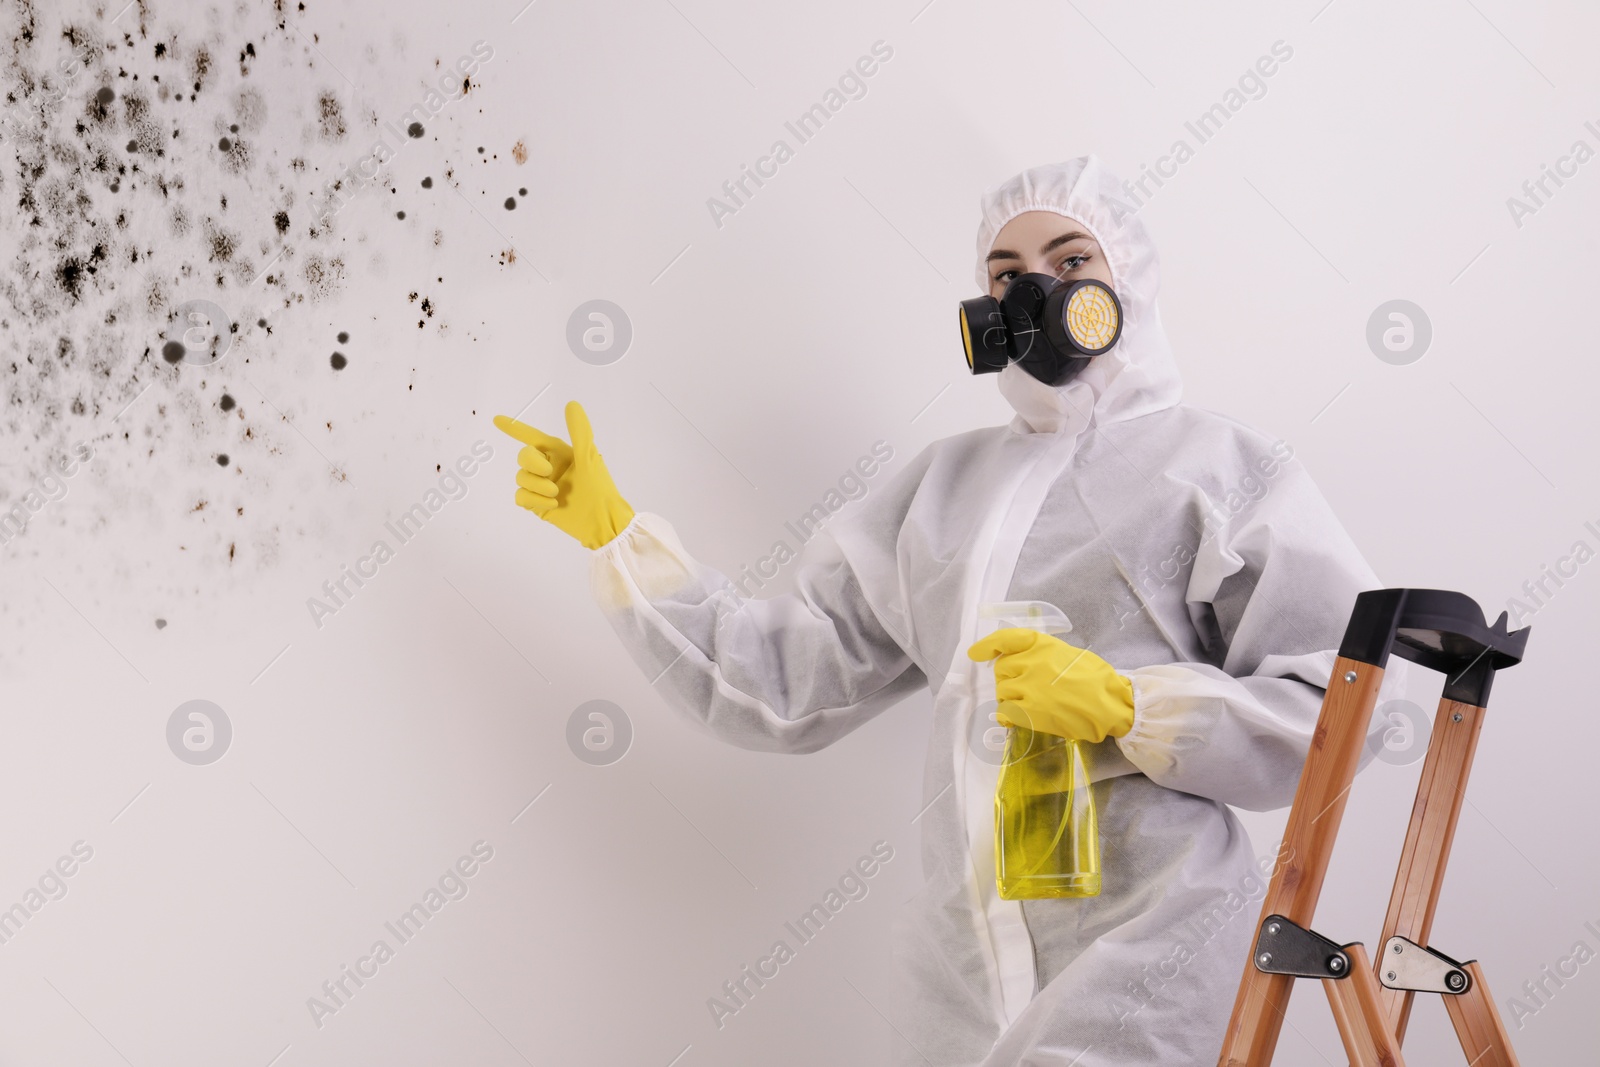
[0,0,1595,1062]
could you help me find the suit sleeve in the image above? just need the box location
[1113,459,1411,811]
[588,511,926,754]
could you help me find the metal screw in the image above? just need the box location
[1392,942,1403,954]
[1258,953,1272,967]
[1448,971,1466,991]
[1328,955,1345,973]
[1267,922,1280,935]
[1453,712,1463,722]
[1344,670,1357,683]
[1387,970,1397,981]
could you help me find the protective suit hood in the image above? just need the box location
[973,157,1184,435]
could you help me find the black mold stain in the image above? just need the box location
[503,197,515,210]
[302,255,347,301]
[406,121,423,138]
[317,91,346,140]
[420,176,431,188]
[329,352,346,370]
[0,3,446,607]
[204,218,238,262]
[155,618,168,629]
[192,45,213,95]
[336,331,348,343]
[218,134,250,173]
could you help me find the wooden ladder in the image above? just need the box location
[1215,588,1529,1066]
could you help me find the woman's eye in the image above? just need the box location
[992,269,1018,286]
[1056,253,1090,274]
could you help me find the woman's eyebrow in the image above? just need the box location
[985,231,1092,264]
[1039,231,1090,255]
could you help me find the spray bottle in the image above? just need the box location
[979,601,1101,900]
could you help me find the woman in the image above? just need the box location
[495,156,1404,1065]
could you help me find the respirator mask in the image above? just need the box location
[959,273,1123,387]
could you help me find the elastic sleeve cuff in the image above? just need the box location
[1111,667,1200,783]
[591,509,645,556]
[1116,673,1156,747]
[1114,671,1171,763]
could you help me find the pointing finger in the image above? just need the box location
[494,414,568,452]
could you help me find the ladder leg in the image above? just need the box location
[1219,968,1297,1067]
[1217,657,1387,1065]
[1324,943,1406,1067]
[1443,962,1521,1067]
[1375,696,1489,1044]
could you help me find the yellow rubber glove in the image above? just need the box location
[967,628,1135,743]
[492,401,635,550]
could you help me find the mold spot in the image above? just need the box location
[318,92,347,140]
[204,219,237,261]
[330,352,347,370]
[302,255,347,301]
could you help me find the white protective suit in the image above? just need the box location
[589,156,1407,1065]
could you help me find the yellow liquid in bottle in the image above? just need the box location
[995,725,1101,899]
